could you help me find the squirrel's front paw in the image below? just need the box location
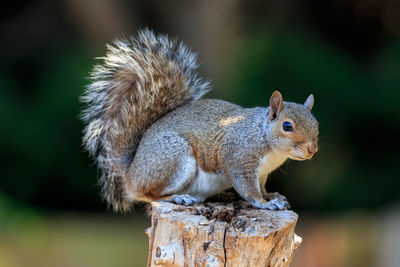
[163,194,199,206]
[263,198,290,210]
[262,192,291,209]
[250,198,290,211]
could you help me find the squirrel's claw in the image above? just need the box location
[249,197,290,211]
[263,192,291,210]
[252,198,289,211]
[264,198,290,211]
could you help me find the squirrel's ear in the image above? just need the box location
[269,91,284,120]
[304,94,314,111]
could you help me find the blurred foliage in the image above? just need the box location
[0,43,102,211]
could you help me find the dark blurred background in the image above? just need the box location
[1,0,400,266]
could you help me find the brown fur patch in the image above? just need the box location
[184,133,220,174]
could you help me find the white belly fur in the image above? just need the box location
[184,167,231,201]
[257,152,288,180]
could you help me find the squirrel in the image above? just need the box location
[81,29,319,212]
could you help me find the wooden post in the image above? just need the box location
[145,200,302,267]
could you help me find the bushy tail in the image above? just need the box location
[80,29,210,211]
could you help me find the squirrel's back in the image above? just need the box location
[146,99,241,134]
[80,29,210,211]
[136,98,267,174]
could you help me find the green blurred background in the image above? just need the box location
[1,1,400,266]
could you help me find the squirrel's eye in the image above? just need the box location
[282,121,293,132]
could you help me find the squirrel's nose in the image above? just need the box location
[307,143,318,155]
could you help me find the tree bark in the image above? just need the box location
[146,200,302,267]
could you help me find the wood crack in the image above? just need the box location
[223,225,227,267]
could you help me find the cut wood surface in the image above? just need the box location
[146,200,302,267]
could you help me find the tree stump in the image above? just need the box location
[145,200,302,267]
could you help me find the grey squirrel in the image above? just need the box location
[81,29,319,212]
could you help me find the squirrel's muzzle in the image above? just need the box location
[307,142,318,156]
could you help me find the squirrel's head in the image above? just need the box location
[267,91,319,161]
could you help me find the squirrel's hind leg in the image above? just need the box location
[129,132,199,203]
[158,156,204,205]
[162,194,200,206]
